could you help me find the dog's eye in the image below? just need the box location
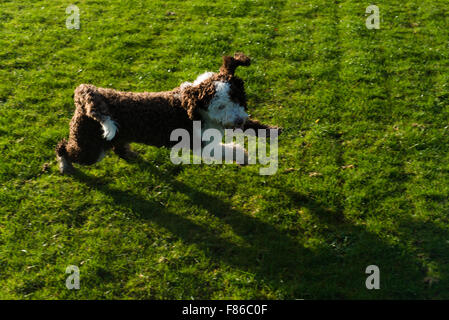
[218,105,225,110]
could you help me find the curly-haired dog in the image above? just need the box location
[55,53,279,174]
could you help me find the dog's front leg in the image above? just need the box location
[243,119,282,138]
[113,143,138,161]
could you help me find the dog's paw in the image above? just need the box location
[101,117,118,141]
[57,155,75,175]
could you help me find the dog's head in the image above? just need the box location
[181,53,251,128]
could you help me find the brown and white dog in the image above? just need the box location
[55,53,279,174]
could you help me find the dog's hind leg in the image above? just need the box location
[56,113,110,174]
[55,140,107,174]
[55,139,75,174]
[74,84,118,141]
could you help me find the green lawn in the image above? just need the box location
[1,0,449,299]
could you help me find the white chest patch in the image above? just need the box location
[101,116,118,141]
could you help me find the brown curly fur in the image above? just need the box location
[55,53,279,173]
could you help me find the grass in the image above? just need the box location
[1,0,449,299]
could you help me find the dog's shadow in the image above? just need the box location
[71,156,436,298]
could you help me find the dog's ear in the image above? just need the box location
[181,83,215,120]
[219,52,251,76]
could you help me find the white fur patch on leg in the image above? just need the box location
[180,72,214,92]
[101,117,118,141]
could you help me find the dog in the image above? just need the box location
[55,53,280,174]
